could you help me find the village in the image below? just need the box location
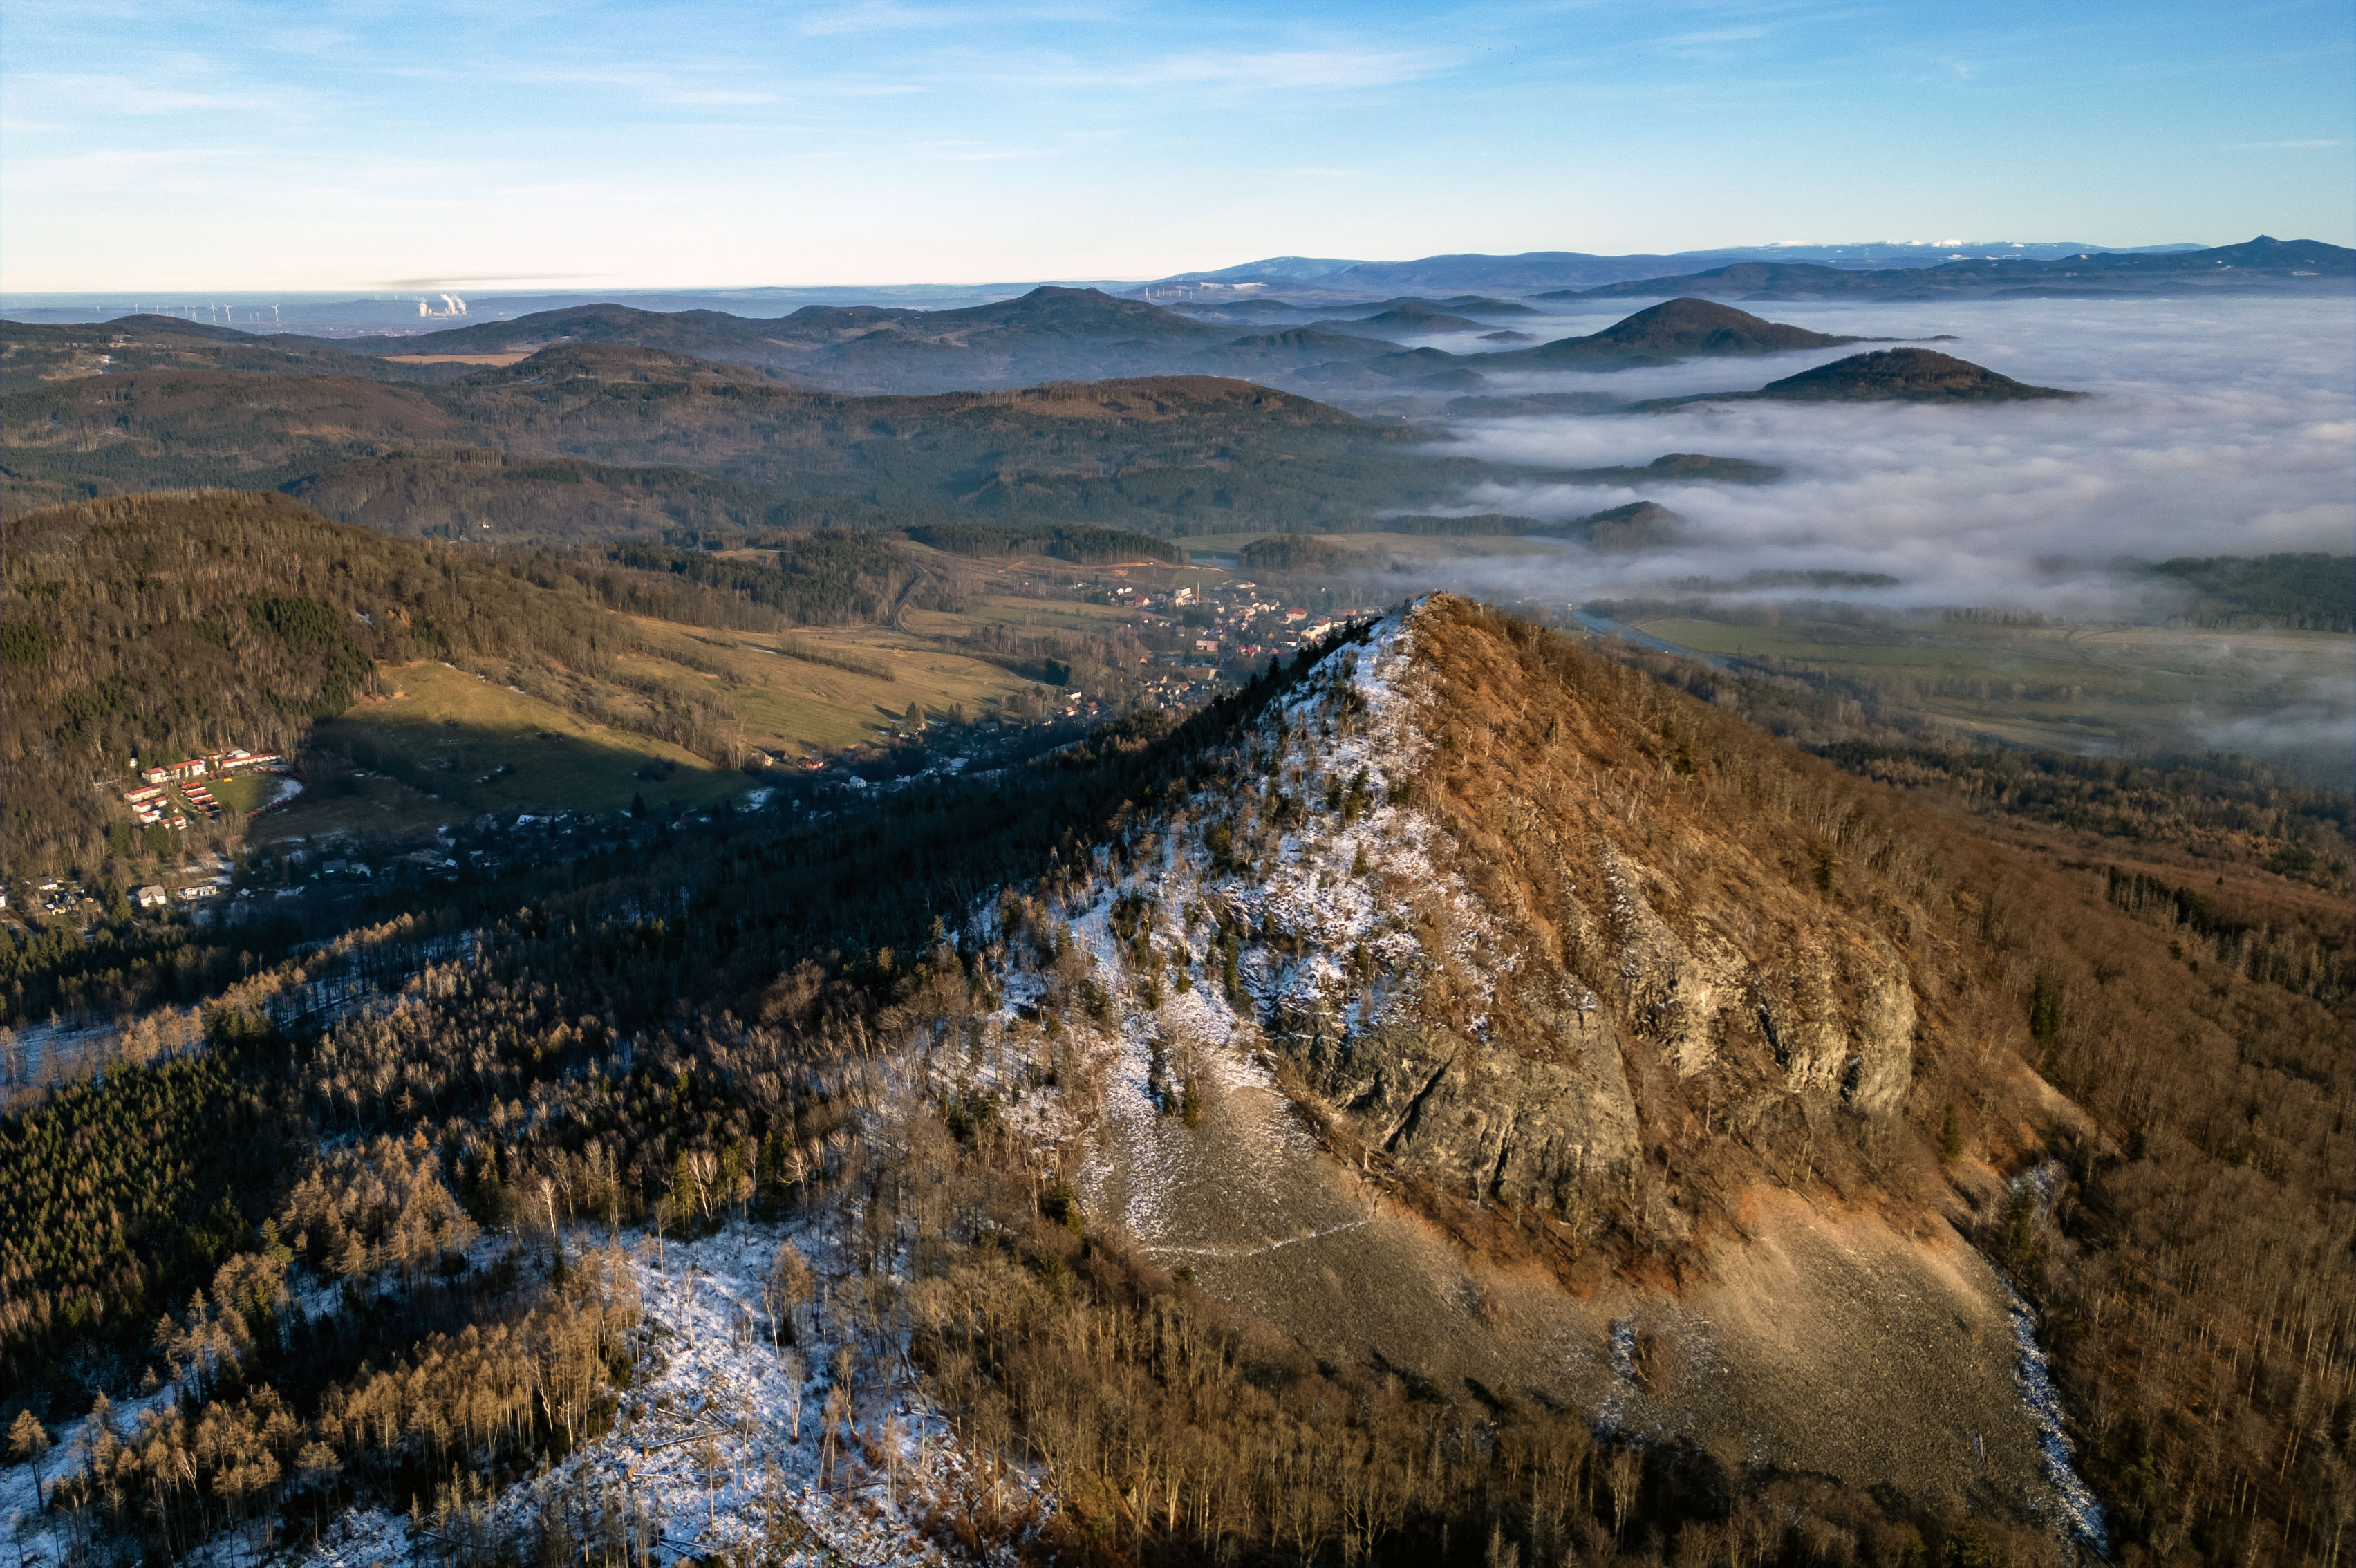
[117,746,293,830]
[0,750,299,926]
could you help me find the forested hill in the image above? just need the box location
[281,286,1236,391]
[1481,297,1862,368]
[1,315,469,386]
[2,351,1481,538]
[0,492,937,871]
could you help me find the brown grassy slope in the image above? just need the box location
[1392,597,2352,1562]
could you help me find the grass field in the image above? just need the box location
[380,352,533,366]
[316,662,746,814]
[1630,613,2355,762]
[622,617,1044,757]
[252,774,447,846]
[247,607,1060,832]
[946,597,1138,634]
[207,773,279,814]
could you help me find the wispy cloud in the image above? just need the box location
[798,0,1114,35]
[1141,47,1452,92]
[380,272,611,286]
[910,140,1049,161]
[0,144,251,193]
[1,69,277,117]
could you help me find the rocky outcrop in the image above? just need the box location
[1293,1006,1643,1210]
[1025,595,1937,1221]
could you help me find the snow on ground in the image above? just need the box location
[0,601,2112,1560]
[1020,605,1494,1051]
[982,604,1510,1255]
[3,1220,1016,1567]
[1,1381,184,1567]
[2003,1165,2111,1555]
[288,1221,1011,1568]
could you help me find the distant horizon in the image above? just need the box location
[0,233,2293,305]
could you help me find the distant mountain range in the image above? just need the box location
[7,238,2341,340]
[1137,240,2214,297]
[3,292,2087,419]
[1543,236,2355,302]
[0,326,1530,536]
[5,291,1891,399]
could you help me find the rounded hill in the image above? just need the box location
[1493,297,1864,369]
[1750,347,2079,402]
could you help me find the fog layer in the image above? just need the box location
[1432,295,2353,610]
[1403,296,2353,773]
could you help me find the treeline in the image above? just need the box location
[0,911,290,1029]
[2100,864,2350,1002]
[1239,534,1343,572]
[47,1238,641,1562]
[2153,552,2355,632]
[0,1016,298,1387]
[1585,627,2354,890]
[1367,511,1550,536]
[959,616,1148,691]
[904,1129,2062,1567]
[1816,740,2353,890]
[905,521,1185,565]
[772,637,895,682]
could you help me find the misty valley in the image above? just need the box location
[1,242,2349,1568]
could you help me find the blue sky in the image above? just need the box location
[3,0,2350,290]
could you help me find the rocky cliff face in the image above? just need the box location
[1013,593,1940,1222]
[961,592,2084,1511]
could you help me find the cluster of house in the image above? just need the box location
[121,785,181,828]
[21,879,86,917]
[1179,597,1335,660]
[137,747,288,785]
[135,883,220,909]
[122,748,289,826]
